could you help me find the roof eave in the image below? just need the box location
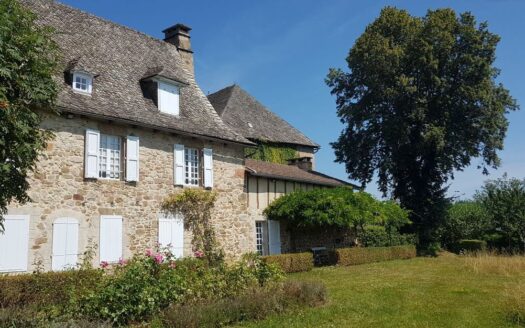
[58,105,255,146]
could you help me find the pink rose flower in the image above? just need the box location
[194,250,204,258]
[100,261,109,269]
[118,258,128,266]
[154,253,164,264]
[145,249,153,257]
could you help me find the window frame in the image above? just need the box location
[98,133,123,180]
[183,147,200,187]
[72,72,93,94]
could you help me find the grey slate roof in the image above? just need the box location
[23,0,252,145]
[207,85,319,148]
[245,159,353,187]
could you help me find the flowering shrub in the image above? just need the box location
[79,247,282,325]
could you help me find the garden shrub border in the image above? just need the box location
[262,252,314,273]
[156,280,326,328]
[334,245,417,266]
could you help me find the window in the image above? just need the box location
[184,148,199,186]
[100,215,123,263]
[158,81,180,115]
[174,145,213,187]
[255,222,264,255]
[72,72,93,94]
[0,215,29,272]
[52,218,79,271]
[99,134,121,179]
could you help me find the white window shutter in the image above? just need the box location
[52,218,79,271]
[85,129,100,178]
[126,136,139,182]
[268,220,281,255]
[158,214,184,258]
[203,148,213,188]
[100,216,123,263]
[0,215,29,272]
[158,82,180,115]
[174,144,184,185]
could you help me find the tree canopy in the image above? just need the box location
[326,7,518,250]
[0,0,59,229]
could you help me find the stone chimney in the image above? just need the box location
[163,23,194,76]
[287,157,313,171]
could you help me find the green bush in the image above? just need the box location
[157,280,326,328]
[452,239,487,254]
[0,269,102,310]
[262,252,314,273]
[80,250,282,325]
[335,245,417,266]
[360,225,416,247]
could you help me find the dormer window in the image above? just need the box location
[72,72,93,94]
[157,81,180,115]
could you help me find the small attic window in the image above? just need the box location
[157,81,180,116]
[72,72,93,94]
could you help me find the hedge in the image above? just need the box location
[0,269,102,309]
[334,245,417,266]
[451,239,487,254]
[262,252,314,273]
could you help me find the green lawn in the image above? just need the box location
[236,254,522,328]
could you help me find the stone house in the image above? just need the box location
[0,0,351,273]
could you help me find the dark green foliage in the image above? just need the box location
[245,141,298,164]
[327,7,518,251]
[262,252,314,273]
[451,239,487,254]
[334,245,417,266]
[440,201,491,249]
[157,280,327,328]
[476,176,525,251]
[361,225,416,247]
[0,0,59,227]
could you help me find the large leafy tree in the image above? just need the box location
[0,0,59,229]
[326,7,517,250]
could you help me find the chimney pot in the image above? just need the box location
[163,23,194,76]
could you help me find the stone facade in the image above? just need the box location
[6,112,254,272]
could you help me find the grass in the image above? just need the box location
[235,253,524,328]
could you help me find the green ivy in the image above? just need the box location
[245,142,298,164]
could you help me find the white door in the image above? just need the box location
[100,215,123,263]
[158,214,184,258]
[0,215,30,272]
[52,218,79,271]
[268,220,281,255]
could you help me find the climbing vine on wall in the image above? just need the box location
[245,142,298,164]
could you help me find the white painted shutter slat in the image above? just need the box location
[203,148,213,188]
[268,220,281,255]
[85,129,100,178]
[0,215,29,272]
[126,136,139,182]
[100,216,123,263]
[52,221,67,271]
[172,214,184,258]
[174,144,184,185]
[158,216,172,251]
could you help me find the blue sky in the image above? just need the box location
[61,0,525,199]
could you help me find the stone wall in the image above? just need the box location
[6,112,254,272]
